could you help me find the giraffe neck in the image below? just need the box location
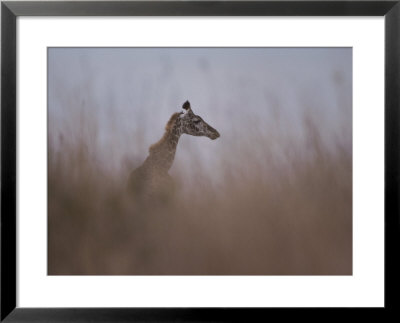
[145,116,183,172]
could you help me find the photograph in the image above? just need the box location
[48,47,352,275]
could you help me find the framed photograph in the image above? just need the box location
[1,0,399,321]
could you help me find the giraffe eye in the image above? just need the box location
[193,119,201,124]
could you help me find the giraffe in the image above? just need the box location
[127,101,220,202]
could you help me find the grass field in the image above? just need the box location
[48,109,352,275]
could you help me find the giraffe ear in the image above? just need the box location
[182,101,191,111]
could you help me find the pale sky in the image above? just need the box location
[48,47,352,187]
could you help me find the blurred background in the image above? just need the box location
[48,47,352,275]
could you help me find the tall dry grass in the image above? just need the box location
[48,109,352,275]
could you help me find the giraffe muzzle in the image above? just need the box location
[209,128,220,140]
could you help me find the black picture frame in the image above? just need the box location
[1,1,399,321]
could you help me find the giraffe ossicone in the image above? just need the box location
[127,100,220,201]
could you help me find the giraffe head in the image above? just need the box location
[179,101,220,140]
